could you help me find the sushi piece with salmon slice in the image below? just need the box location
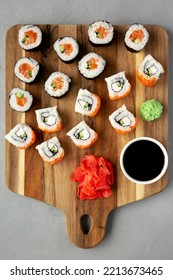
[109,105,138,134]
[18,25,42,50]
[124,23,149,52]
[36,137,64,165]
[9,88,33,112]
[75,89,101,117]
[5,123,37,149]
[53,36,79,62]
[35,106,63,133]
[67,120,98,148]
[136,54,164,87]
[14,57,39,83]
[78,52,106,79]
[88,20,114,45]
[105,71,131,100]
[44,71,71,98]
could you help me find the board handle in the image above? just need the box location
[65,207,110,248]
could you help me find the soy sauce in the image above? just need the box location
[123,140,165,181]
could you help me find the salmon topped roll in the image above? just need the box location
[44,71,71,98]
[88,20,114,45]
[5,123,37,149]
[14,57,39,83]
[109,105,138,134]
[36,137,64,165]
[18,25,42,50]
[78,52,106,79]
[35,106,63,133]
[105,71,131,100]
[67,120,98,148]
[137,54,164,87]
[54,36,79,62]
[124,23,149,52]
[9,88,33,112]
[75,89,101,117]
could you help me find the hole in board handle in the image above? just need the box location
[80,214,92,235]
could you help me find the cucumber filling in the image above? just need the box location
[47,142,58,156]
[22,35,29,44]
[74,128,90,140]
[15,92,24,99]
[51,83,57,89]
[15,127,27,141]
[78,96,93,111]
[111,78,124,92]
[59,45,65,53]
[41,114,56,126]
[28,70,32,78]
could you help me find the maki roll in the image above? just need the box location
[36,137,64,165]
[109,105,138,134]
[78,52,106,79]
[53,36,79,62]
[5,123,37,149]
[35,106,63,132]
[75,89,101,117]
[105,71,131,100]
[67,120,98,148]
[9,88,33,112]
[88,20,114,45]
[124,23,149,52]
[44,71,71,98]
[18,25,42,50]
[136,54,164,87]
[14,57,39,83]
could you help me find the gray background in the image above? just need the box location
[0,0,173,260]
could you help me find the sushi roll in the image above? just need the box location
[9,88,33,112]
[36,137,64,165]
[78,52,106,79]
[75,89,101,117]
[53,36,79,62]
[5,123,37,149]
[14,57,39,83]
[88,20,114,45]
[18,25,42,50]
[109,105,138,134]
[67,120,98,148]
[35,106,63,133]
[124,23,149,52]
[136,54,164,87]
[105,71,131,100]
[44,71,71,98]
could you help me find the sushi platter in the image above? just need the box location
[5,24,168,248]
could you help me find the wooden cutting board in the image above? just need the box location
[5,24,168,248]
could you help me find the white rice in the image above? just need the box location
[44,71,71,98]
[88,20,114,44]
[105,71,131,99]
[78,52,106,79]
[138,54,164,78]
[109,105,136,132]
[75,89,99,116]
[67,120,96,147]
[5,123,34,148]
[14,57,39,83]
[9,88,33,112]
[35,106,62,131]
[18,25,42,50]
[36,136,64,163]
[125,23,149,51]
[53,36,79,62]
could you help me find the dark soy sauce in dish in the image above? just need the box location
[123,140,165,181]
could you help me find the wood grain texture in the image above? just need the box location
[5,25,168,248]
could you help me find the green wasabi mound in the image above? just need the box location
[139,99,163,121]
